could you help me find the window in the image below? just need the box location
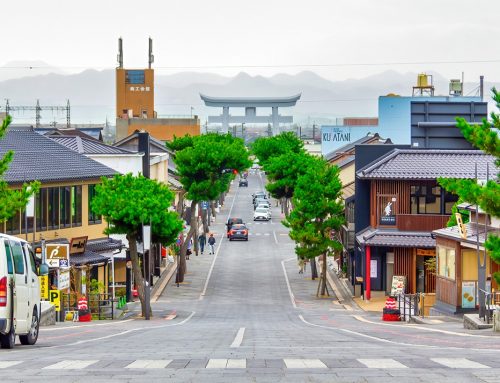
[26,247,37,275]
[126,70,145,84]
[36,188,48,231]
[60,186,71,228]
[410,183,458,215]
[9,240,25,275]
[71,186,82,227]
[48,187,60,229]
[88,184,102,225]
[437,246,455,280]
[4,242,14,274]
[5,209,21,235]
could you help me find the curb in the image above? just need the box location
[151,260,178,302]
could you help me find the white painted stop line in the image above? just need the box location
[431,358,490,369]
[358,359,408,369]
[0,361,23,369]
[230,327,245,348]
[44,360,99,369]
[125,360,172,369]
[284,359,327,368]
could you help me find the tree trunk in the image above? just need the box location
[201,206,209,233]
[310,257,318,280]
[210,201,217,218]
[176,190,186,216]
[319,253,327,296]
[284,198,290,216]
[127,233,149,317]
[178,200,198,282]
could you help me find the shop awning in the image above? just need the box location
[356,228,435,248]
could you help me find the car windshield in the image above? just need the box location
[255,208,268,213]
[232,224,247,230]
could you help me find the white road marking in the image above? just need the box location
[264,233,270,236]
[0,361,23,369]
[282,258,297,309]
[40,319,134,332]
[125,360,172,369]
[44,360,99,369]
[284,359,327,369]
[255,233,262,236]
[206,359,245,368]
[206,359,228,368]
[273,230,278,244]
[431,358,490,369]
[230,327,246,348]
[358,359,408,369]
[226,359,246,368]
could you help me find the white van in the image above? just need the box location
[0,233,41,349]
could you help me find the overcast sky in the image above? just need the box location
[2,0,499,81]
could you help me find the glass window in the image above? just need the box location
[5,209,21,235]
[410,183,442,214]
[71,186,82,227]
[36,188,48,231]
[9,240,25,275]
[60,186,71,228]
[126,70,145,84]
[26,246,37,275]
[4,241,14,274]
[88,184,102,225]
[444,192,459,214]
[437,246,455,280]
[48,187,60,229]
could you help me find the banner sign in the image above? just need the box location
[49,290,61,312]
[58,271,70,290]
[462,281,476,308]
[46,244,69,268]
[390,276,406,296]
[39,275,49,300]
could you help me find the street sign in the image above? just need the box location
[70,236,87,254]
[46,244,69,269]
[39,275,48,300]
[59,259,69,268]
[49,290,61,312]
[201,201,209,210]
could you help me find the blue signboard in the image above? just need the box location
[321,125,374,156]
[201,201,209,210]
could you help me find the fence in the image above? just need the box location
[397,293,420,322]
[61,293,118,320]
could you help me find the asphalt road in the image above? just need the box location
[1,172,499,382]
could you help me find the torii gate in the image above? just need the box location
[200,94,301,136]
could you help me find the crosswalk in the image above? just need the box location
[0,358,494,370]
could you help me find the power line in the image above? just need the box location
[1,59,500,71]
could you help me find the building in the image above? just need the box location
[0,127,121,297]
[433,203,500,314]
[115,38,200,142]
[354,148,496,300]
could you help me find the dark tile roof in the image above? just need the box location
[356,228,435,248]
[86,237,123,253]
[0,128,117,184]
[114,131,171,154]
[357,149,497,180]
[70,250,109,266]
[37,128,98,142]
[50,136,135,155]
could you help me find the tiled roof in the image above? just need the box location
[114,131,171,154]
[86,237,123,253]
[70,251,109,266]
[356,228,435,248]
[0,129,117,184]
[433,223,500,245]
[50,136,135,155]
[168,176,183,190]
[357,149,497,180]
[37,128,98,141]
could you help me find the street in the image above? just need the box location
[1,171,499,383]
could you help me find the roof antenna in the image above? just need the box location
[148,37,154,69]
[117,37,123,68]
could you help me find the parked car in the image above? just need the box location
[0,234,41,349]
[228,224,249,241]
[254,207,271,221]
[239,178,248,187]
[226,217,244,237]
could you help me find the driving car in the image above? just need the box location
[228,224,249,241]
[256,201,271,210]
[254,207,271,221]
[226,217,244,237]
[252,191,267,202]
[238,178,248,187]
[254,198,269,209]
[0,234,41,349]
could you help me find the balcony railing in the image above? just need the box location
[396,214,450,232]
[340,224,355,250]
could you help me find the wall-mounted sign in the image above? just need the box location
[58,270,70,290]
[379,196,397,226]
[39,275,49,300]
[70,236,88,254]
[49,290,61,312]
[416,249,436,256]
[46,244,69,268]
[462,281,476,308]
[456,213,467,239]
[370,259,378,278]
[129,86,151,92]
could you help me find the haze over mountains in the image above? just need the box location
[0,61,495,125]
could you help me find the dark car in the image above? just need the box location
[228,224,249,241]
[239,179,248,187]
[227,217,243,237]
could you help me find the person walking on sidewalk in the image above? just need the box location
[198,233,206,254]
[208,233,216,254]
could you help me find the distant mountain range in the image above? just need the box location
[0,61,496,125]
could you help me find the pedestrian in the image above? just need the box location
[186,238,193,260]
[298,257,305,274]
[198,233,206,254]
[208,233,216,254]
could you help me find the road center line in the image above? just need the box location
[281,257,297,309]
[273,230,278,244]
[230,327,246,348]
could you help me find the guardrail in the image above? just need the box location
[397,293,420,322]
[61,293,119,320]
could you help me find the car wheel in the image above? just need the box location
[245,238,248,241]
[0,322,15,349]
[19,307,39,346]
